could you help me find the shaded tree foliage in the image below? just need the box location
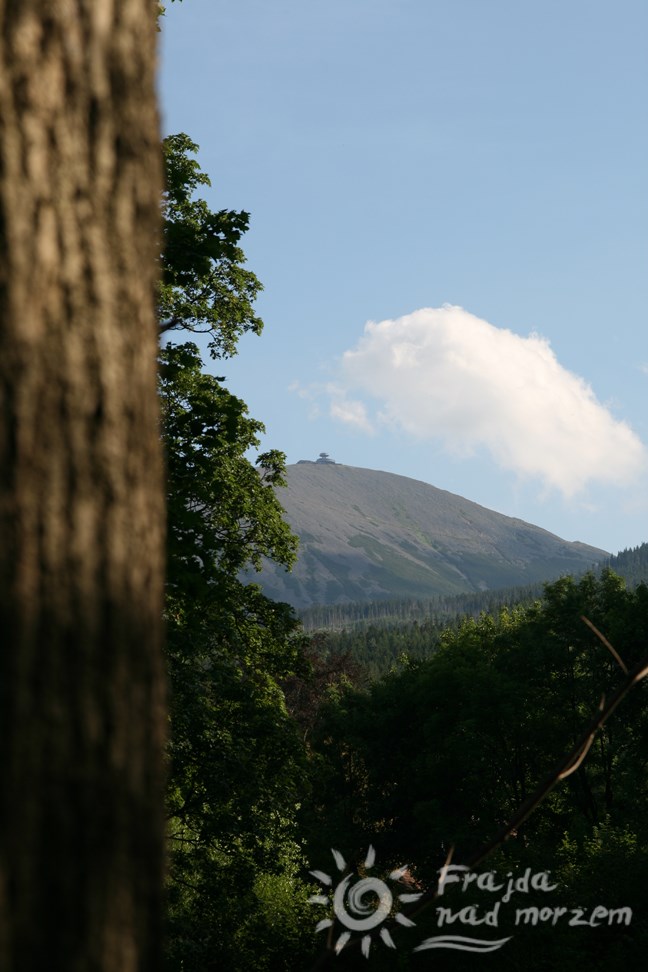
[158,139,315,970]
[305,571,648,970]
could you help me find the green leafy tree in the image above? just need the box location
[306,571,648,969]
[158,138,315,969]
[160,133,263,358]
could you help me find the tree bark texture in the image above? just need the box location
[0,3,165,970]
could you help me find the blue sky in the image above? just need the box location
[159,0,647,555]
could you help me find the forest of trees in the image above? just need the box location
[301,543,648,633]
[301,569,648,969]
[308,545,648,678]
[2,5,647,972]
[604,542,648,587]
[300,584,545,633]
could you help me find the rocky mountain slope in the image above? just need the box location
[253,462,608,609]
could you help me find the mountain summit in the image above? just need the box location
[256,463,608,609]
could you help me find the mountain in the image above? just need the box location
[253,461,608,610]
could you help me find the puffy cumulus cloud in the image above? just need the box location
[334,305,647,497]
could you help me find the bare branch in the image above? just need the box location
[558,732,595,780]
[409,651,648,913]
[581,615,628,674]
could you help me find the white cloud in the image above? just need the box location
[327,383,375,433]
[330,305,647,497]
[289,379,374,430]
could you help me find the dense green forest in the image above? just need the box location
[604,542,648,587]
[302,543,648,633]
[158,130,648,970]
[303,545,648,677]
[300,584,545,632]
[302,569,648,970]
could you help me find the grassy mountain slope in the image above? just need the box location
[254,463,608,609]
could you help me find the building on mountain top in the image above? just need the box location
[297,452,338,464]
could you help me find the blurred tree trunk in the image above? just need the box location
[0,3,166,970]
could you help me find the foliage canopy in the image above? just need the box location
[160,133,263,358]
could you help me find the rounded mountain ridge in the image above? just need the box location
[255,462,608,609]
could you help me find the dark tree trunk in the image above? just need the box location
[0,3,166,970]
